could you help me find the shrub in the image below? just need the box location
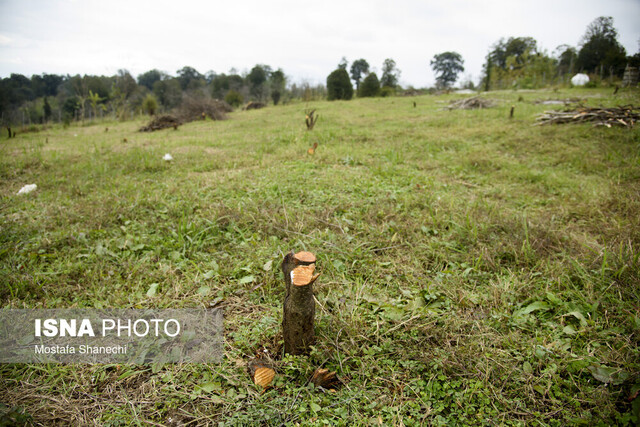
[380,86,395,97]
[326,68,353,101]
[143,94,158,116]
[225,90,243,108]
[358,72,380,97]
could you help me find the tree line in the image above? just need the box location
[1,16,637,126]
[333,16,639,98]
[480,16,638,91]
[0,64,325,127]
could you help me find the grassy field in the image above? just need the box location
[1,88,639,425]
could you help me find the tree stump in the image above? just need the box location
[281,251,320,355]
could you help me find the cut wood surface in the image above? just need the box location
[293,251,316,264]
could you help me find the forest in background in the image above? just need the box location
[0,16,638,128]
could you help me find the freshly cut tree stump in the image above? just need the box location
[282,251,320,355]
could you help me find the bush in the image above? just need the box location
[142,94,158,115]
[224,90,243,108]
[326,68,353,101]
[380,86,395,97]
[358,72,380,97]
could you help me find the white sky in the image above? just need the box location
[0,0,638,88]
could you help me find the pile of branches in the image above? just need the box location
[446,96,495,110]
[139,115,181,132]
[535,105,639,128]
[141,97,233,132]
[176,96,232,122]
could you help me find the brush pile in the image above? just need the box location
[176,96,232,121]
[447,96,495,110]
[140,97,233,132]
[535,105,639,128]
[139,115,182,132]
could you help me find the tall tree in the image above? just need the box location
[247,65,270,100]
[482,37,554,89]
[350,59,369,90]
[43,97,52,122]
[153,78,182,109]
[554,45,577,76]
[358,72,380,97]
[576,16,626,76]
[326,68,353,101]
[381,58,400,88]
[430,52,465,89]
[114,70,137,99]
[137,69,163,90]
[269,69,286,105]
[176,66,205,91]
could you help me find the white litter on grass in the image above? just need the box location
[17,184,37,195]
[163,153,173,161]
[571,73,589,86]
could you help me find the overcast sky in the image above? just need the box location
[0,0,638,88]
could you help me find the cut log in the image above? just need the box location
[282,250,320,355]
[247,353,276,389]
[310,368,342,390]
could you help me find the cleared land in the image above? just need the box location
[1,88,639,425]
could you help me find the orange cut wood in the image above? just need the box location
[291,264,320,287]
[253,367,275,388]
[294,251,316,264]
[307,142,318,155]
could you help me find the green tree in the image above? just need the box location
[247,65,271,100]
[176,66,205,91]
[153,78,182,109]
[482,37,555,89]
[358,72,380,97]
[338,57,348,70]
[430,52,465,88]
[381,58,400,88]
[114,69,138,99]
[350,59,370,90]
[88,90,105,119]
[269,69,286,105]
[211,74,230,99]
[555,45,577,76]
[142,94,158,115]
[137,69,163,90]
[326,68,353,100]
[43,97,52,122]
[577,16,626,76]
[224,90,243,108]
[486,37,538,70]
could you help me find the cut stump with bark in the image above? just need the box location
[282,251,320,355]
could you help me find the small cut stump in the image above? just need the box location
[281,251,320,355]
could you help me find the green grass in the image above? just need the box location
[1,88,639,425]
